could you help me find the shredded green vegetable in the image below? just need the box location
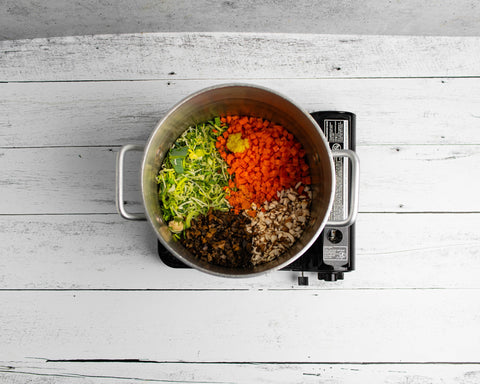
[156,117,230,239]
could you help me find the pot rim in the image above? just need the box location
[141,82,336,278]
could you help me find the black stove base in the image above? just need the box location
[157,223,354,284]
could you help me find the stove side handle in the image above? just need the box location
[326,149,360,227]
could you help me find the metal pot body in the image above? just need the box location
[140,84,336,277]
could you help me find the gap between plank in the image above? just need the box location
[41,359,480,365]
[0,368,222,384]
[2,75,480,84]
[1,288,479,292]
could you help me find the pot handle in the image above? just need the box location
[116,144,147,221]
[326,149,360,227]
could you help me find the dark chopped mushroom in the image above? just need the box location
[180,208,253,268]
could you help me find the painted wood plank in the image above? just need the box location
[0,213,478,290]
[360,145,480,213]
[2,0,480,41]
[2,33,480,81]
[1,360,479,384]
[1,78,479,148]
[0,146,142,215]
[1,145,478,215]
[1,290,479,362]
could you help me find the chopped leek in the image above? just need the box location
[156,119,230,238]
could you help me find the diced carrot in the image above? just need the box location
[215,114,311,212]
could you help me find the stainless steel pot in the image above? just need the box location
[116,84,359,277]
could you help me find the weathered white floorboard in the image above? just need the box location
[2,0,480,41]
[360,145,479,212]
[1,78,479,147]
[1,31,479,382]
[1,360,479,384]
[2,33,480,81]
[0,145,477,214]
[1,290,479,362]
[0,213,478,290]
[0,146,142,214]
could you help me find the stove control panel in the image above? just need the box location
[282,111,356,285]
[311,112,356,283]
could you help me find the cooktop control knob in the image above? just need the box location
[327,228,343,244]
[298,275,309,286]
[318,272,344,282]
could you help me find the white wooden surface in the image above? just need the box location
[3,34,480,80]
[2,0,480,40]
[1,32,480,383]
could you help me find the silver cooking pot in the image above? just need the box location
[116,84,359,277]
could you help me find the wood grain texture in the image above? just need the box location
[1,145,478,214]
[0,147,142,214]
[1,31,480,381]
[1,78,479,147]
[2,0,480,41]
[1,360,480,384]
[0,213,478,290]
[1,290,479,362]
[2,33,480,81]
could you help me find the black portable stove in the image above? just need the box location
[158,111,357,285]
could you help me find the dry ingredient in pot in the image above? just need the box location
[181,208,253,268]
[216,115,311,215]
[246,185,312,265]
[156,118,230,240]
[158,114,313,267]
